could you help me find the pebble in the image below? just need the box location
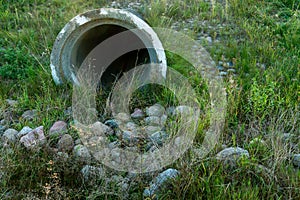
[131,109,145,120]
[292,154,300,168]
[174,105,193,116]
[146,104,165,117]
[73,144,91,164]
[91,121,114,136]
[143,168,179,197]
[2,128,18,143]
[145,116,161,126]
[216,147,249,165]
[115,112,131,123]
[0,125,7,134]
[122,131,138,144]
[149,131,168,146]
[104,119,119,129]
[17,126,32,138]
[144,126,161,135]
[125,122,138,131]
[21,109,37,120]
[81,165,106,183]
[49,121,68,137]
[6,99,18,107]
[206,36,212,43]
[57,134,74,152]
[166,106,175,116]
[20,126,46,149]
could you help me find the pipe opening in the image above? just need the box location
[71,24,151,89]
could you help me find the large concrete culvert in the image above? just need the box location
[50,8,167,87]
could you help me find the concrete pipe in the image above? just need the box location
[50,8,167,86]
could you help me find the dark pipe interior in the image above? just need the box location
[71,24,150,89]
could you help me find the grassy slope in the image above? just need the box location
[0,0,299,199]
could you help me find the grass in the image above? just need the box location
[0,0,299,199]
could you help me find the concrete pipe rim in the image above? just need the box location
[50,8,167,85]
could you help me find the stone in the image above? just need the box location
[17,126,33,138]
[166,106,175,116]
[160,115,168,125]
[174,105,193,117]
[6,99,18,107]
[145,116,161,126]
[115,112,131,123]
[143,168,179,197]
[91,121,114,136]
[64,106,72,116]
[108,141,119,149]
[122,131,138,144]
[149,131,168,146]
[131,109,145,120]
[104,119,119,129]
[216,147,249,164]
[282,133,295,143]
[49,121,68,137]
[21,109,37,120]
[174,136,182,146]
[55,151,69,163]
[217,65,224,71]
[144,126,161,135]
[227,68,236,73]
[2,128,18,143]
[125,122,138,131]
[0,125,7,134]
[73,144,91,164]
[206,36,212,43]
[75,139,82,145]
[0,119,6,125]
[219,71,228,76]
[20,126,46,149]
[292,154,300,168]
[57,134,74,152]
[146,104,165,117]
[81,165,106,184]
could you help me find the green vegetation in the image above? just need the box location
[0,0,299,199]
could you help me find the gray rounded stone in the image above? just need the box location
[49,121,68,137]
[146,104,165,117]
[143,168,179,197]
[292,154,300,168]
[6,99,18,107]
[2,128,18,143]
[57,134,74,152]
[144,126,161,135]
[91,121,114,136]
[115,113,131,123]
[216,147,249,164]
[174,105,193,116]
[21,109,37,120]
[20,126,46,149]
[131,109,145,120]
[17,126,33,138]
[125,122,138,131]
[73,144,91,164]
[122,131,138,144]
[81,165,106,184]
[149,131,168,146]
[0,125,7,134]
[145,116,161,126]
[104,119,119,129]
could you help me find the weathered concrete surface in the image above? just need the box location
[50,8,167,86]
